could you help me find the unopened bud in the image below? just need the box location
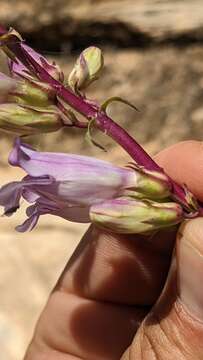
[68,46,104,91]
[90,198,182,234]
[0,103,62,135]
[0,69,55,109]
[12,79,54,108]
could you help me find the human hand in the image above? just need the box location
[24,141,203,360]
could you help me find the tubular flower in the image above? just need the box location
[0,138,145,231]
[0,139,177,233]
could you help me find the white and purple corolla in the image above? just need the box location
[0,138,140,232]
[0,139,182,233]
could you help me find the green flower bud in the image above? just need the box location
[68,46,104,91]
[12,79,54,108]
[90,198,183,234]
[0,104,62,135]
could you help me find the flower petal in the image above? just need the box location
[16,212,39,232]
[0,181,22,216]
[32,196,90,223]
[0,175,53,216]
[15,196,90,232]
[9,138,138,205]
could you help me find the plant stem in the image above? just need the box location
[10,43,163,170]
[6,39,194,210]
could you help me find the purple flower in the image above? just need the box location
[0,139,140,232]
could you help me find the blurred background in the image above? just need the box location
[1,0,203,358]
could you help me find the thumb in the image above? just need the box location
[124,218,203,359]
[177,218,203,321]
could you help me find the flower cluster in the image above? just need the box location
[0,26,200,234]
[0,29,65,135]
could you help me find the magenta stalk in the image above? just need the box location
[3,37,196,211]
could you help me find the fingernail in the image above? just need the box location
[177,218,203,320]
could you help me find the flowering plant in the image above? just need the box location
[0,26,201,234]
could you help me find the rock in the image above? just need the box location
[1,0,203,50]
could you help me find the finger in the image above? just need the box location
[56,225,175,305]
[25,226,172,360]
[24,228,173,360]
[155,140,203,201]
[125,218,203,359]
[176,218,203,321]
[25,292,146,360]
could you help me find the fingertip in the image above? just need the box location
[155,140,203,201]
[176,217,203,321]
[177,217,203,256]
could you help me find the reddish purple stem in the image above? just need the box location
[7,42,164,169]
[1,34,196,211]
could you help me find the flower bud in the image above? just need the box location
[0,70,55,108]
[68,46,104,91]
[12,79,54,108]
[0,103,62,135]
[90,198,183,234]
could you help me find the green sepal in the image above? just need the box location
[85,118,107,152]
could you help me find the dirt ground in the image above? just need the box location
[1,44,203,359]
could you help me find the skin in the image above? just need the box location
[24,140,203,360]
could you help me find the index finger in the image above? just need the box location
[155,140,203,201]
